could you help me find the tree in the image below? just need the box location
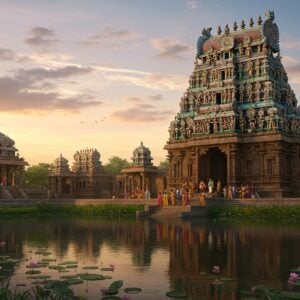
[158,160,169,169]
[103,156,130,175]
[24,163,51,188]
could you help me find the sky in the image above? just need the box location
[0,0,300,166]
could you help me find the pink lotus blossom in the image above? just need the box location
[0,241,6,246]
[28,260,38,268]
[251,287,256,292]
[289,272,300,282]
[109,263,115,269]
[100,288,107,295]
[212,266,220,274]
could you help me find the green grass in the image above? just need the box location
[208,205,300,223]
[0,202,144,218]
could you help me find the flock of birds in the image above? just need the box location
[80,117,106,126]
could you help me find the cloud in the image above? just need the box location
[282,39,300,50]
[0,47,31,62]
[125,97,143,104]
[24,27,58,48]
[0,66,101,113]
[15,65,92,82]
[149,94,163,101]
[185,0,199,10]
[110,104,174,122]
[286,63,300,85]
[93,64,187,91]
[82,26,140,48]
[151,38,192,59]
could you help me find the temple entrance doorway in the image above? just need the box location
[199,148,227,187]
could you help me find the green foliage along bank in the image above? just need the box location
[208,205,300,222]
[0,202,144,218]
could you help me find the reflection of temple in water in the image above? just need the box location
[1,218,300,299]
[154,220,300,298]
[165,12,300,197]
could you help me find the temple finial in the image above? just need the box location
[257,15,262,26]
[224,24,230,34]
[249,17,254,28]
[241,20,245,29]
[233,21,238,31]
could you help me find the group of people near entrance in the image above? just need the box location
[157,178,256,207]
[199,179,256,199]
[157,178,194,207]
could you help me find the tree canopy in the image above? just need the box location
[158,160,169,169]
[103,156,130,175]
[24,163,50,188]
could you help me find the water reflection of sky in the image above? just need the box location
[0,218,300,299]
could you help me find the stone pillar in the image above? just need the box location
[57,178,62,194]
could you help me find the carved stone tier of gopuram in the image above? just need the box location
[49,148,112,198]
[0,132,27,188]
[116,142,167,198]
[165,11,300,197]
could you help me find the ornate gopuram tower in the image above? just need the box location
[165,11,300,197]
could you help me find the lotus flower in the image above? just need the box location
[0,241,6,246]
[251,287,256,293]
[121,296,130,300]
[212,266,220,274]
[28,260,38,268]
[0,266,2,270]
[289,272,300,282]
[100,288,107,295]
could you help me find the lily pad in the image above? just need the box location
[101,267,114,271]
[60,275,79,280]
[66,264,78,269]
[49,265,66,271]
[63,278,84,285]
[34,275,51,280]
[124,287,142,294]
[166,290,188,298]
[83,266,98,270]
[41,252,52,256]
[101,297,121,300]
[62,261,78,265]
[281,291,300,299]
[25,270,41,275]
[80,274,106,281]
[41,258,56,262]
[219,277,234,282]
[0,256,10,260]
[103,275,113,279]
[105,280,124,295]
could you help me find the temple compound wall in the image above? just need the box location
[165,11,300,197]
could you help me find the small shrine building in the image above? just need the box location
[117,142,167,198]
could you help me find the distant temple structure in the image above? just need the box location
[117,142,167,198]
[0,132,27,198]
[165,11,300,197]
[0,132,27,186]
[49,148,112,198]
